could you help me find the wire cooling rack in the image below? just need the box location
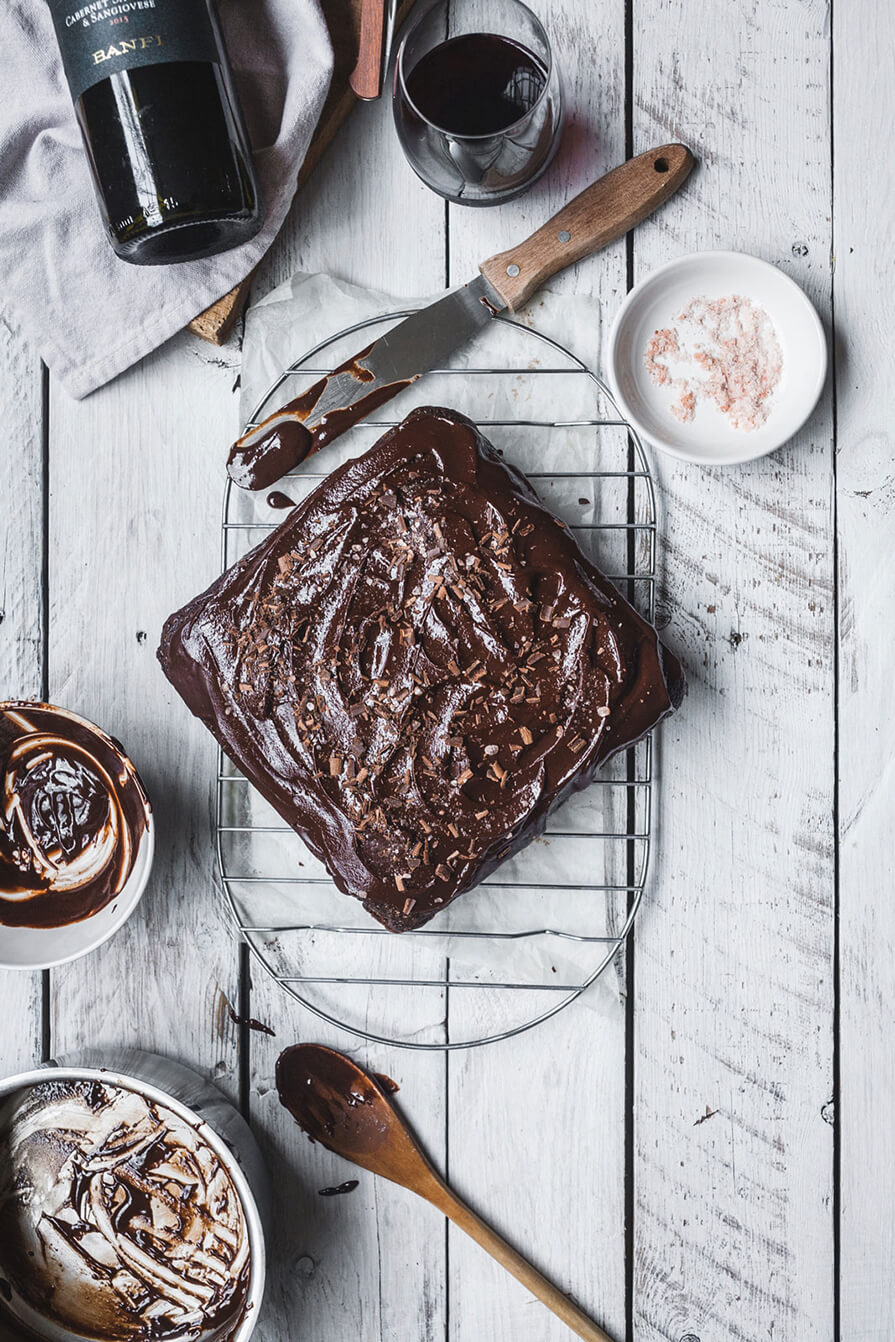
[216,312,656,1050]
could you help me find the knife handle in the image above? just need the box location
[479,144,694,311]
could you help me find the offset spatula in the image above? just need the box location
[227,144,694,491]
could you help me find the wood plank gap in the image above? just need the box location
[623,842,635,1342]
[623,7,635,1340]
[444,1016,450,1342]
[623,351,636,1342]
[40,361,51,1064]
[623,527,637,1342]
[41,970,51,1062]
[442,69,451,1336]
[238,939,252,1119]
[40,364,49,703]
[623,0,634,171]
[828,4,841,1336]
[442,0,451,295]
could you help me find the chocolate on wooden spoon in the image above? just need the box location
[276,1044,615,1342]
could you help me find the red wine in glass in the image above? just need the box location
[405,34,547,136]
[394,7,563,206]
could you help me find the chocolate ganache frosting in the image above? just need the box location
[0,703,151,928]
[0,1079,250,1341]
[159,407,684,931]
[226,342,415,493]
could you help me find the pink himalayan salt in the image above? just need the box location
[670,389,696,423]
[644,294,783,431]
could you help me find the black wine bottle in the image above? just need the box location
[46,0,263,266]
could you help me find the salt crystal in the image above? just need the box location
[644,293,782,431]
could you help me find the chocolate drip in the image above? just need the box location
[162,407,684,932]
[310,379,414,455]
[267,491,295,510]
[225,1001,276,1036]
[226,344,415,492]
[229,419,312,493]
[318,1179,359,1196]
[0,703,151,928]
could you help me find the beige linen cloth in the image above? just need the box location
[0,1,333,398]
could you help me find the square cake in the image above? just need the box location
[158,407,684,931]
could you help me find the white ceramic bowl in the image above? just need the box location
[0,1051,268,1342]
[0,705,154,972]
[607,250,827,465]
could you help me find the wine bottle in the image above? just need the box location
[46,0,264,266]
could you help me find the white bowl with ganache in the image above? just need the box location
[0,702,154,971]
[607,250,827,465]
[0,1054,267,1342]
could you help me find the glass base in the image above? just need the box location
[406,132,560,206]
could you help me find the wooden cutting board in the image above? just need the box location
[189,0,413,346]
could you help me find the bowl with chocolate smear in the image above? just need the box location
[0,703,153,970]
[0,1057,266,1342]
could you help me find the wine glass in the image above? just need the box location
[393,0,563,206]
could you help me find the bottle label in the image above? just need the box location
[46,0,219,101]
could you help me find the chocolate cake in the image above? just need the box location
[158,407,683,931]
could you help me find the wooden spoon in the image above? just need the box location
[276,1044,615,1342]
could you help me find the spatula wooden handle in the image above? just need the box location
[424,1174,615,1342]
[350,0,387,99]
[480,143,694,311]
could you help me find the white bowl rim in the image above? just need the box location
[606,248,828,466]
[0,703,155,972]
[0,1063,266,1342]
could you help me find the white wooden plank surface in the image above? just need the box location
[631,3,835,1339]
[0,326,44,1070]
[47,338,244,1110]
[444,1,629,1336]
[835,0,895,1336]
[5,1,894,1337]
